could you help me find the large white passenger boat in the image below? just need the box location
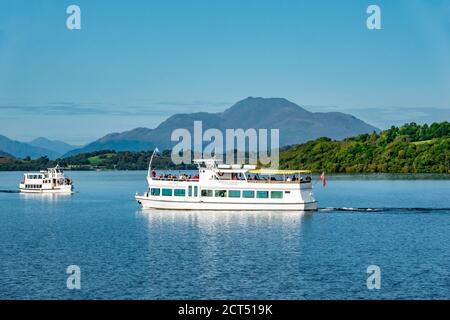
[19,165,74,194]
[135,159,318,211]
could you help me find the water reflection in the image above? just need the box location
[137,209,314,298]
[139,209,310,225]
[19,192,73,203]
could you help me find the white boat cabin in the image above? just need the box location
[136,159,317,211]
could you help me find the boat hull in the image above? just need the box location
[136,195,318,211]
[19,186,73,194]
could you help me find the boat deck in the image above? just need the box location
[150,177,311,184]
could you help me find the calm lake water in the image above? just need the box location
[0,171,449,299]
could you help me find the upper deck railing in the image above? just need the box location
[150,177,312,184]
[152,177,200,182]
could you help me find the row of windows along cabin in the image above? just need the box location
[148,187,285,199]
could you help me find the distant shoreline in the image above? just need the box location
[1,169,449,180]
[1,122,449,174]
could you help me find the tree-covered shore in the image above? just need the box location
[0,150,196,171]
[280,122,449,173]
[0,122,449,174]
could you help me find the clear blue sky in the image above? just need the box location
[0,0,449,144]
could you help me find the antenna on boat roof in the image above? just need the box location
[147,147,160,177]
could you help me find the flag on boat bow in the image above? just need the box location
[320,172,326,187]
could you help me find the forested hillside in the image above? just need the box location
[280,122,450,173]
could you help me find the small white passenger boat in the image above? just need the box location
[135,158,318,211]
[19,165,74,194]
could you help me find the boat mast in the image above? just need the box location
[147,148,159,177]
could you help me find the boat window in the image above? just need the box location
[228,190,241,198]
[174,189,186,197]
[188,186,192,197]
[201,190,213,197]
[162,188,173,196]
[271,191,283,199]
[150,188,161,196]
[257,191,269,199]
[243,190,255,198]
[215,190,227,198]
[194,186,198,197]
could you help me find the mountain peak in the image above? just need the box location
[28,137,78,155]
[0,135,60,159]
[224,97,309,114]
[63,97,379,157]
[221,97,310,129]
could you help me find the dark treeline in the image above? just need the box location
[0,150,196,171]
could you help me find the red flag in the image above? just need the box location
[320,172,326,187]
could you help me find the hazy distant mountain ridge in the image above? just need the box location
[64,97,379,156]
[0,135,60,159]
[0,150,14,158]
[28,137,79,155]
